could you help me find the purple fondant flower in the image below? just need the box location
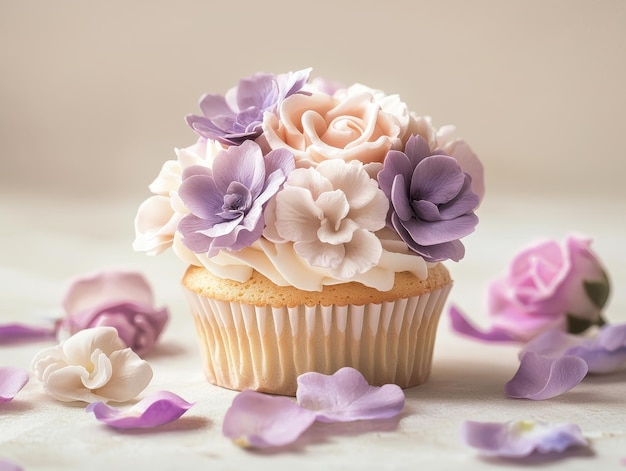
[0,323,54,344]
[296,367,405,422]
[57,271,169,357]
[86,391,194,429]
[450,235,610,343]
[0,367,29,403]
[178,140,295,256]
[460,420,589,458]
[222,390,317,448]
[377,135,479,262]
[186,68,311,145]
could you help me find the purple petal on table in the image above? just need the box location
[0,458,23,471]
[504,352,588,400]
[448,305,517,342]
[0,323,55,344]
[460,419,589,458]
[0,367,29,403]
[222,390,317,448]
[296,367,405,423]
[85,391,194,429]
[566,323,626,373]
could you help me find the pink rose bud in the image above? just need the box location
[488,235,609,341]
[57,271,169,356]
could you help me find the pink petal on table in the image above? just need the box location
[0,458,23,471]
[449,305,517,342]
[0,367,29,403]
[222,390,317,448]
[296,367,405,423]
[86,391,194,429]
[504,352,588,400]
[0,323,54,344]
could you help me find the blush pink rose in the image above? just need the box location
[261,91,402,165]
[488,235,609,341]
[57,271,169,356]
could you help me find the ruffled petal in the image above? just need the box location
[0,367,29,403]
[86,391,194,429]
[460,420,588,457]
[222,390,317,448]
[504,352,588,400]
[96,349,153,403]
[296,367,404,422]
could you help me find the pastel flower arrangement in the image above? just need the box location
[133,67,484,288]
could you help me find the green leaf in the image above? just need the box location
[583,272,610,309]
[566,315,595,335]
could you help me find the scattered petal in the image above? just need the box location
[0,458,23,471]
[296,367,405,422]
[86,391,194,429]
[460,419,589,458]
[504,352,588,400]
[222,390,316,448]
[0,367,29,403]
[0,323,55,344]
[448,305,516,342]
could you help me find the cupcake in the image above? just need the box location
[133,68,484,395]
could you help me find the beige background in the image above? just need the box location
[2,0,625,201]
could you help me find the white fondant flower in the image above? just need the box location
[133,138,223,256]
[265,159,388,279]
[31,327,153,403]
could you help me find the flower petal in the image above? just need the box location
[0,367,29,403]
[0,323,54,344]
[504,352,588,400]
[86,391,194,429]
[222,390,317,448]
[0,458,23,471]
[296,367,405,422]
[448,305,517,342]
[460,420,589,457]
[95,348,153,403]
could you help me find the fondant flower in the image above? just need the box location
[178,140,295,256]
[223,367,405,449]
[57,271,169,357]
[186,68,311,145]
[31,327,153,403]
[0,367,29,403]
[133,138,222,257]
[377,135,479,262]
[265,159,388,279]
[460,420,589,458]
[86,391,194,429]
[450,235,610,343]
[262,89,403,165]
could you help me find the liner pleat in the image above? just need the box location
[184,283,452,396]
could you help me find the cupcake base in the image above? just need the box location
[182,267,452,396]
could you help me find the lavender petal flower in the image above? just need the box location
[296,367,405,423]
[0,367,29,403]
[222,390,317,448]
[504,352,588,400]
[378,135,479,262]
[178,140,294,256]
[186,68,311,145]
[86,391,194,429]
[460,419,589,458]
[0,323,55,344]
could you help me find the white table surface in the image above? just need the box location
[1,192,625,470]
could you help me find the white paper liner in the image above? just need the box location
[183,283,452,396]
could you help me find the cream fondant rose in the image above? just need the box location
[262,92,402,165]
